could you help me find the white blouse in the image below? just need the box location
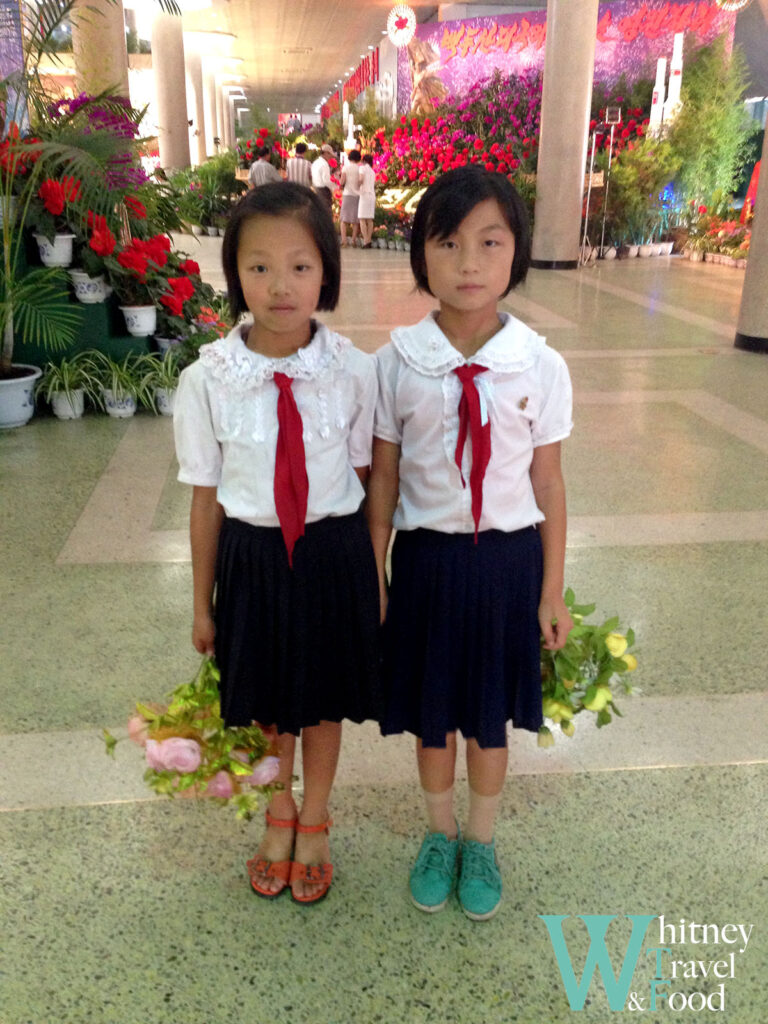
[374,312,573,534]
[174,321,377,527]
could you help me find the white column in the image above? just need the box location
[150,11,190,171]
[215,76,225,151]
[202,61,217,157]
[185,48,207,166]
[72,0,129,98]
[531,0,600,268]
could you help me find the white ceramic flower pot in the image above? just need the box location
[377,239,387,249]
[625,244,639,258]
[0,364,42,429]
[396,240,405,250]
[206,226,218,237]
[51,389,85,420]
[689,249,703,262]
[120,305,157,337]
[155,336,182,356]
[659,241,674,256]
[387,240,397,249]
[69,270,109,304]
[638,244,653,258]
[191,225,204,237]
[34,233,75,268]
[102,389,137,418]
[155,387,176,416]
[650,243,662,256]
[599,246,617,260]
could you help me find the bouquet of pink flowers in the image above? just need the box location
[104,657,281,819]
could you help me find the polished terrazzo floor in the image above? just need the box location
[1,241,766,1024]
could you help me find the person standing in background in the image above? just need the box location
[287,142,312,188]
[339,150,361,249]
[357,154,377,249]
[249,147,282,188]
[311,144,335,211]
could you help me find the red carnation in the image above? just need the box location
[90,226,116,257]
[484,162,495,172]
[117,248,148,279]
[168,276,195,301]
[473,138,484,151]
[159,292,184,317]
[179,259,200,276]
[61,176,81,203]
[38,179,65,216]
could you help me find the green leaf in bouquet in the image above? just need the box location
[564,587,575,606]
[612,702,624,717]
[135,702,159,721]
[596,708,613,728]
[555,653,580,680]
[571,602,597,617]
[103,730,118,758]
[626,627,636,647]
[175,774,198,792]
[597,616,621,634]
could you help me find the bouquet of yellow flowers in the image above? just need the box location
[104,657,280,819]
[538,589,638,746]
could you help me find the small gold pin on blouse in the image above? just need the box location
[518,396,529,411]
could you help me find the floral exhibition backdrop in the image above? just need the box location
[397,0,737,113]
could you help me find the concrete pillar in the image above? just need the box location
[151,12,190,172]
[215,77,225,151]
[72,0,129,98]
[735,118,768,354]
[202,61,217,156]
[531,0,600,269]
[185,48,207,166]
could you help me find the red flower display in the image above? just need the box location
[117,248,149,279]
[159,292,184,317]
[178,259,200,276]
[90,226,116,257]
[38,179,66,216]
[167,276,195,302]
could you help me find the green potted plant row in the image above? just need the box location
[36,350,183,420]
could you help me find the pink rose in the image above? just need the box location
[127,714,149,746]
[145,737,202,773]
[242,755,281,787]
[205,771,234,798]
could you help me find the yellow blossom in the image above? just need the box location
[605,632,628,657]
[621,653,638,671]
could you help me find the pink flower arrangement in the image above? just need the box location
[104,658,278,819]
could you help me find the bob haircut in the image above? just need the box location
[410,166,531,296]
[222,182,341,318]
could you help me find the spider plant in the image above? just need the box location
[35,351,102,412]
[90,351,155,409]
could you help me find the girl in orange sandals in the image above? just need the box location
[174,183,382,904]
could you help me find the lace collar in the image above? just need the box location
[391,311,545,377]
[199,319,350,391]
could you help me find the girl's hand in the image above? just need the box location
[539,595,573,652]
[192,612,216,655]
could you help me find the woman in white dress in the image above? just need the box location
[357,154,377,249]
[339,150,361,248]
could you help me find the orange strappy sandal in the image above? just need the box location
[289,819,333,905]
[246,810,297,899]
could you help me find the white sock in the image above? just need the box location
[465,787,502,844]
[422,786,456,839]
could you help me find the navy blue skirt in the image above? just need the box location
[381,526,544,748]
[214,510,383,734]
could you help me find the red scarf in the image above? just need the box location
[273,372,308,567]
[454,364,491,541]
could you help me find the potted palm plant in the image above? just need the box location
[35,351,101,419]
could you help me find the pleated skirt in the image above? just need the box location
[381,526,544,748]
[214,510,383,734]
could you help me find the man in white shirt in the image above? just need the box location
[286,142,312,188]
[248,147,283,188]
[311,144,334,210]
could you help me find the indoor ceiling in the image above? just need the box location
[177,0,768,113]
[180,1,541,113]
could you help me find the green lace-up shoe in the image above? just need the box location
[458,838,502,921]
[409,830,460,913]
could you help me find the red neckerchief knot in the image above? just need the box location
[453,364,491,542]
[273,372,308,567]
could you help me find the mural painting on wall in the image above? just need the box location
[397,0,737,113]
[0,0,26,132]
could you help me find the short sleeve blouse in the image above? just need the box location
[174,321,377,526]
[374,312,573,534]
